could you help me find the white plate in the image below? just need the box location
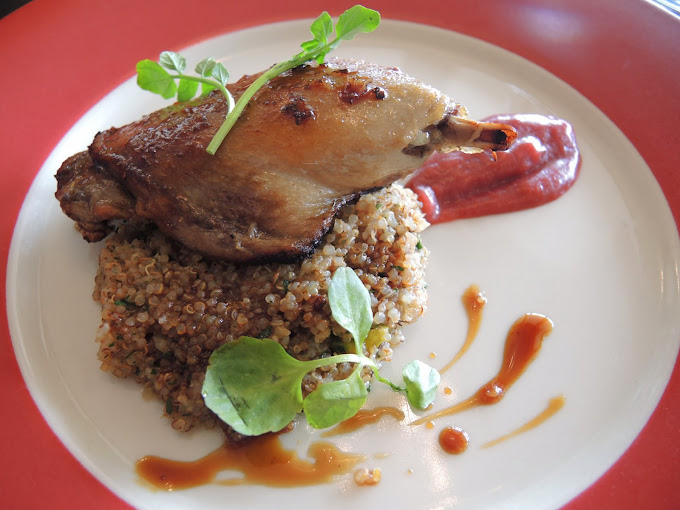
[7,19,680,510]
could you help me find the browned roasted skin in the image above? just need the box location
[56,58,516,263]
[55,151,137,241]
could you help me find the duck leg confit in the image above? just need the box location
[55,58,516,264]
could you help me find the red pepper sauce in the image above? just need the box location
[407,114,580,223]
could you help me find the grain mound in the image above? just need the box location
[94,184,429,432]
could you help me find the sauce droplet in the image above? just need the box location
[321,406,405,437]
[412,313,553,425]
[438,426,469,454]
[136,434,363,490]
[482,395,566,448]
[441,284,487,374]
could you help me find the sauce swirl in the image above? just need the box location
[136,434,363,490]
[407,114,580,223]
[482,395,566,448]
[440,284,486,374]
[412,313,553,425]
[322,406,405,437]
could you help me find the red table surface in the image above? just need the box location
[1,0,678,508]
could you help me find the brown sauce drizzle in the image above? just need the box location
[440,284,487,374]
[136,289,560,490]
[438,426,470,454]
[482,395,566,448]
[136,433,364,491]
[412,313,553,426]
[322,406,405,437]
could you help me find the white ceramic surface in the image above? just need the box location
[7,20,680,510]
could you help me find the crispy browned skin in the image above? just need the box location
[56,58,516,263]
[55,151,136,241]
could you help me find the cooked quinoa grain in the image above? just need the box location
[93,184,429,432]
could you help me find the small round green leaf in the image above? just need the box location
[211,62,230,87]
[136,59,176,99]
[303,368,367,429]
[195,57,217,77]
[177,78,199,102]
[159,51,186,73]
[309,11,333,44]
[334,5,381,40]
[402,360,440,410]
[328,267,373,347]
[202,336,309,436]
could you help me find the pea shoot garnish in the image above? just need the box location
[135,5,380,155]
[202,267,440,436]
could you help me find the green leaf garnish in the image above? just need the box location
[328,266,372,350]
[202,265,440,435]
[202,337,309,436]
[136,5,380,155]
[211,62,230,87]
[159,51,186,73]
[402,360,440,409]
[177,78,199,102]
[202,334,365,435]
[307,12,333,53]
[334,4,381,41]
[114,298,133,309]
[136,53,235,117]
[195,57,216,76]
[303,367,368,429]
[206,5,380,155]
[136,60,176,99]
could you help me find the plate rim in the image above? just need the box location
[7,16,680,510]
[2,1,679,509]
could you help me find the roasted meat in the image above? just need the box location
[55,58,516,263]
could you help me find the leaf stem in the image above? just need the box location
[205,40,340,155]
[304,352,372,371]
[374,372,406,392]
[303,351,404,393]
[170,75,235,112]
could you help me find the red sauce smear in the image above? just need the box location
[407,114,581,223]
[440,284,487,374]
[412,313,553,425]
[322,406,405,437]
[438,426,470,454]
[482,395,566,448]
[136,433,363,490]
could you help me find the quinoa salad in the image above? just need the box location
[93,183,429,434]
